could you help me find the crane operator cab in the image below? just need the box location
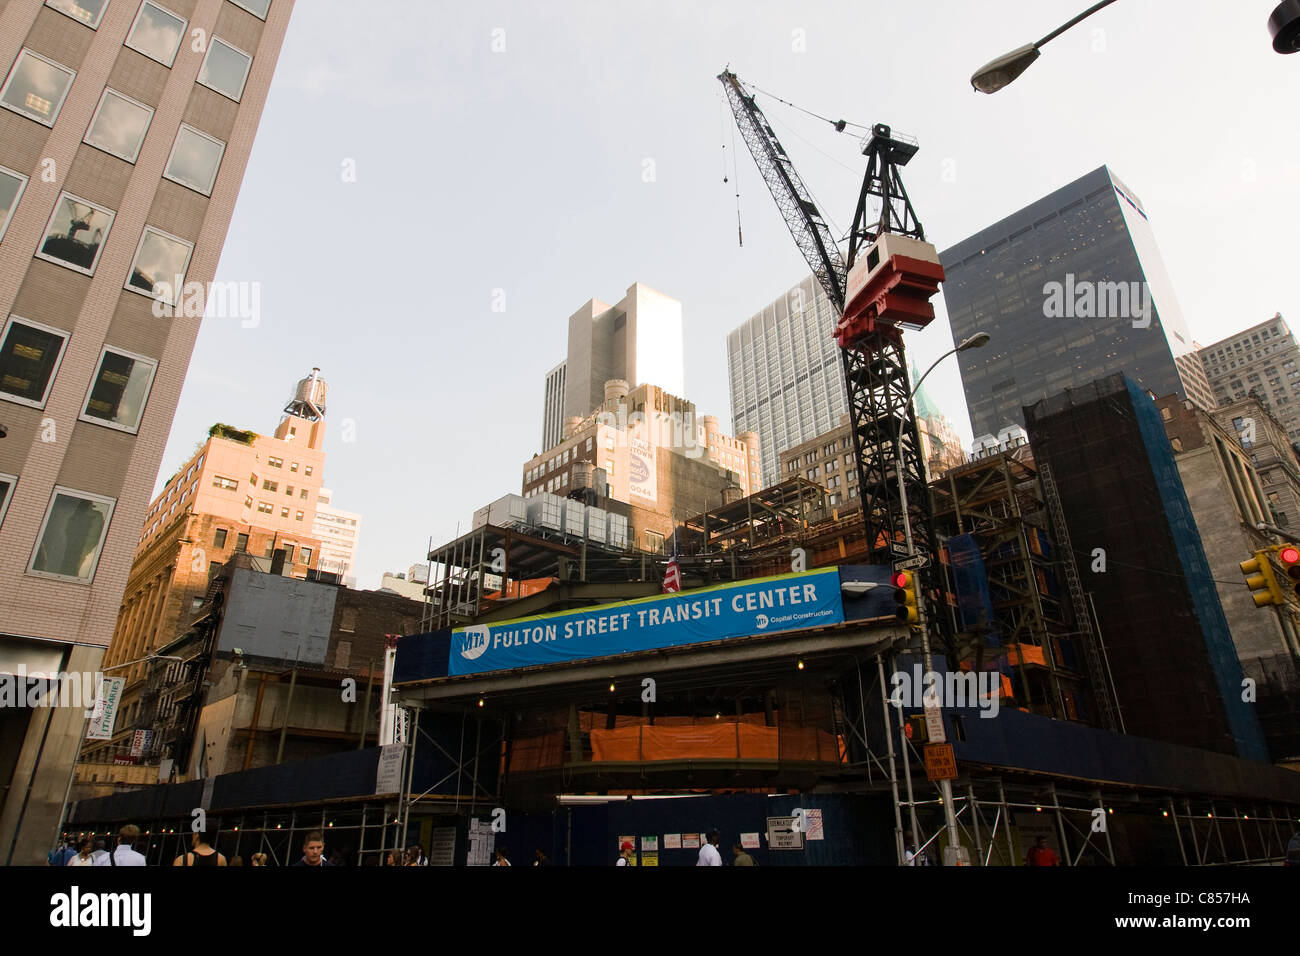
[836,232,945,347]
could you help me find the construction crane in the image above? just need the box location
[718,69,950,651]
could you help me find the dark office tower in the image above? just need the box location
[1025,375,1266,761]
[941,166,1214,442]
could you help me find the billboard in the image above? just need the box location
[628,436,656,502]
[449,568,846,676]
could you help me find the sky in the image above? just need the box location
[154,0,1300,590]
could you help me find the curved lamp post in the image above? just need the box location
[971,0,1120,93]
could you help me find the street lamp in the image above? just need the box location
[894,331,989,865]
[1272,0,1300,53]
[971,0,1120,93]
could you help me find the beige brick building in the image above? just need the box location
[0,0,293,864]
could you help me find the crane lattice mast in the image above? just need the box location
[719,69,950,654]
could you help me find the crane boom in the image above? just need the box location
[718,70,848,312]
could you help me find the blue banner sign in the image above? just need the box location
[449,568,847,676]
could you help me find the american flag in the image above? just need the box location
[662,554,682,593]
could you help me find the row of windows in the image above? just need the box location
[0,477,115,584]
[210,526,310,563]
[0,315,156,432]
[527,438,596,483]
[1,177,196,312]
[254,501,303,520]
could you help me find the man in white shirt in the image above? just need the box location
[94,824,147,866]
[696,830,722,866]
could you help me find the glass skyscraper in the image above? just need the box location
[727,274,846,487]
[941,166,1214,441]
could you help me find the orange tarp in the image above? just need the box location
[1005,644,1046,667]
[590,723,844,762]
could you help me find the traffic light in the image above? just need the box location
[1240,551,1285,607]
[1278,545,1300,599]
[892,570,920,625]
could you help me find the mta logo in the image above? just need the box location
[754,614,769,630]
[461,626,490,660]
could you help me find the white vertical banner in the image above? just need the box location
[378,642,398,745]
[85,677,124,740]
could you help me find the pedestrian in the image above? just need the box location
[173,829,227,866]
[406,844,427,866]
[384,849,402,867]
[250,853,268,867]
[492,845,511,866]
[696,831,722,866]
[66,837,96,867]
[49,837,77,867]
[903,830,931,866]
[1025,836,1059,867]
[94,824,147,866]
[229,856,244,866]
[731,843,756,866]
[90,837,111,865]
[616,841,635,866]
[291,830,333,867]
[533,848,548,866]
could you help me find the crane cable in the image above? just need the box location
[749,83,869,135]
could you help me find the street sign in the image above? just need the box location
[923,702,946,744]
[924,743,958,781]
[766,816,805,850]
[895,554,929,572]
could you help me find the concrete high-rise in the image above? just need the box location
[941,166,1215,442]
[1197,314,1300,444]
[313,488,360,587]
[0,0,294,864]
[540,282,684,450]
[728,274,846,487]
[83,369,328,768]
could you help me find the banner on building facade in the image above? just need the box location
[449,568,846,676]
[628,436,656,502]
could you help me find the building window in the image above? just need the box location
[230,0,271,19]
[45,0,109,28]
[28,487,115,583]
[646,530,665,553]
[267,457,283,468]
[262,480,277,492]
[163,124,226,195]
[304,466,313,477]
[0,166,27,242]
[126,226,194,304]
[243,495,253,509]
[80,347,157,433]
[235,533,248,552]
[125,1,187,67]
[0,49,76,126]
[213,475,237,491]
[0,316,68,409]
[37,193,114,275]
[290,462,298,472]
[285,485,294,496]
[213,528,228,548]
[257,501,273,514]
[300,489,308,499]
[295,510,303,521]
[83,89,154,163]
[281,506,289,518]
[0,473,15,528]
[197,37,253,101]
[282,544,296,563]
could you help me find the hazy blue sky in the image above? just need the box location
[155,0,1300,589]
